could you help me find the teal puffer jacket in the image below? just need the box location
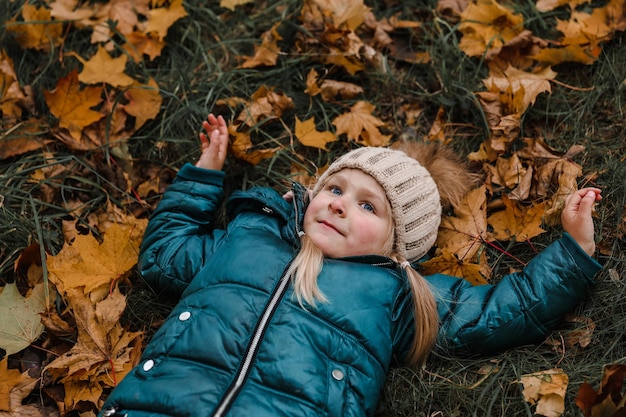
[99,164,600,417]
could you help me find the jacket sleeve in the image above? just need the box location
[137,163,227,297]
[427,233,601,355]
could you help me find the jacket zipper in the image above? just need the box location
[212,188,304,417]
[212,260,297,417]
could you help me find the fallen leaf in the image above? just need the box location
[487,194,546,242]
[5,4,63,52]
[46,221,146,295]
[240,22,282,68]
[43,69,104,141]
[520,369,568,417]
[75,46,135,87]
[332,101,391,146]
[295,116,337,150]
[0,282,52,356]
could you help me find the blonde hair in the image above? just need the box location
[291,185,439,367]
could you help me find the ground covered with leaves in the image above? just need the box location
[1,0,625,416]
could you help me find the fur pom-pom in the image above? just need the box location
[391,140,481,211]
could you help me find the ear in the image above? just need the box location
[391,139,482,211]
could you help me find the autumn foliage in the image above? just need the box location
[1,0,625,416]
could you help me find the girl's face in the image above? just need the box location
[303,169,394,258]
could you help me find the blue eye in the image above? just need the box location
[361,202,375,213]
[329,185,342,195]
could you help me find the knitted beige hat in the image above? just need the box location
[312,147,442,263]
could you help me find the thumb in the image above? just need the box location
[577,191,596,215]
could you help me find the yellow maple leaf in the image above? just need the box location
[309,0,370,31]
[487,194,546,242]
[220,0,254,11]
[458,0,525,58]
[122,31,166,61]
[0,357,29,412]
[421,249,490,285]
[145,0,188,40]
[122,77,163,130]
[436,185,488,262]
[74,46,135,87]
[332,101,391,146]
[46,221,146,295]
[5,4,63,52]
[295,116,337,150]
[43,69,104,141]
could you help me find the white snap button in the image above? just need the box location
[331,369,344,381]
[178,311,191,321]
[143,359,154,371]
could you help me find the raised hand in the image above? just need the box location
[561,187,602,256]
[195,113,229,171]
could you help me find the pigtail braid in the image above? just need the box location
[400,260,439,368]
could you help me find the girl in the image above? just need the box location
[100,114,602,417]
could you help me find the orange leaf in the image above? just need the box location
[332,101,391,146]
[421,249,489,285]
[122,78,162,130]
[228,125,281,165]
[76,45,135,87]
[436,185,488,262]
[458,0,525,58]
[5,4,63,52]
[46,221,146,295]
[240,22,282,69]
[520,369,568,417]
[487,194,546,242]
[43,69,104,141]
[295,116,337,150]
[145,0,188,40]
[0,357,26,411]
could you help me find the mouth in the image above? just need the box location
[319,220,343,235]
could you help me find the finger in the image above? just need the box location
[577,190,597,216]
[199,132,209,146]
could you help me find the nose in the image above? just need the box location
[329,197,345,216]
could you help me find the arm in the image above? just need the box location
[431,187,602,355]
[138,114,230,296]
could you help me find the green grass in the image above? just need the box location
[1,0,626,415]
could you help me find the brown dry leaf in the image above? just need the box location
[240,22,282,68]
[311,0,370,31]
[228,125,281,165]
[520,369,569,417]
[74,46,135,87]
[458,0,525,59]
[486,153,528,189]
[535,158,583,226]
[320,80,364,101]
[332,101,391,146]
[421,248,489,285]
[236,86,295,126]
[43,286,143,411]
[43,69,104,142]
[0,50,37,122]
[436,185,488,262]
[122,78,162,130]
[122,31,166,61]
[483,66,556,115]
[5,4,63,52]
[46,221,146,295]
[0,119,51,160]
[295,116,337,150]
[576,364,626,417]
[487,194,546,242]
